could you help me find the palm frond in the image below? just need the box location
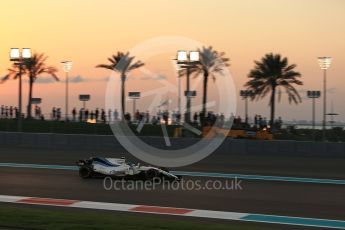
[1,74,10,83]
[95,64,114,70]
[97,51,144,77]
[245,53,302,105]
[2,52,58,83]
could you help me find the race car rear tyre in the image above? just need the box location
[145,169,159,180]
[79,167,92,179]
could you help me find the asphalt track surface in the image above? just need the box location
[1,147,345,229]
[1,147,345,179]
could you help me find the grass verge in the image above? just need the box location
[0,204,278,230]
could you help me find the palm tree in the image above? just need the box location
[96,52,144,118]
[2,52,58,118]
[188,46,230,123]
[245,53,302,127]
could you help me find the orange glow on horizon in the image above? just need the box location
[0,0,345,121]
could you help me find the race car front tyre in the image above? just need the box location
[145,169,159,180]
[79,167,92,179]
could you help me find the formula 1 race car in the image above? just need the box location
[76,157,181,181]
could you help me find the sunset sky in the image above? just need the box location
[0,0,344,121]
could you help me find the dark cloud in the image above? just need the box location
[33,77,56,84]
[69,75,87,83]
[31,75,109,84]
[140,74,167,81]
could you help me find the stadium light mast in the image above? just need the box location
[10,48,32,132]
[61,61,73,121]
[176,50,199,123]
[318,57,332,141]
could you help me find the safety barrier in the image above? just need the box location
[0,131,344,157]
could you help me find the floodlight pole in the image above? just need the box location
[176,50,199,124]
[61,61,72,121]
[133,98,137,121]
[65,71,69,120]
[10,48,31,132]
[178,74,181,119]
[322,69,327,141]
[312,96,316,130]
[318,57,332,141]
[186,67,191,123]
[18,62,23,131]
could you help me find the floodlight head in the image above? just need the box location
[189,51,200,62]
[61,61,73,72]
[10,48,20,60]
[177,50,188,61]
[22,48,31,59]
[318,57,332,70]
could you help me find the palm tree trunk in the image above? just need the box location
[202,71,209,125]
[270,86,276,127]
[27,77,34,119]
[121,74,126,120]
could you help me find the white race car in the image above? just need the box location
[76,157,181,181]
